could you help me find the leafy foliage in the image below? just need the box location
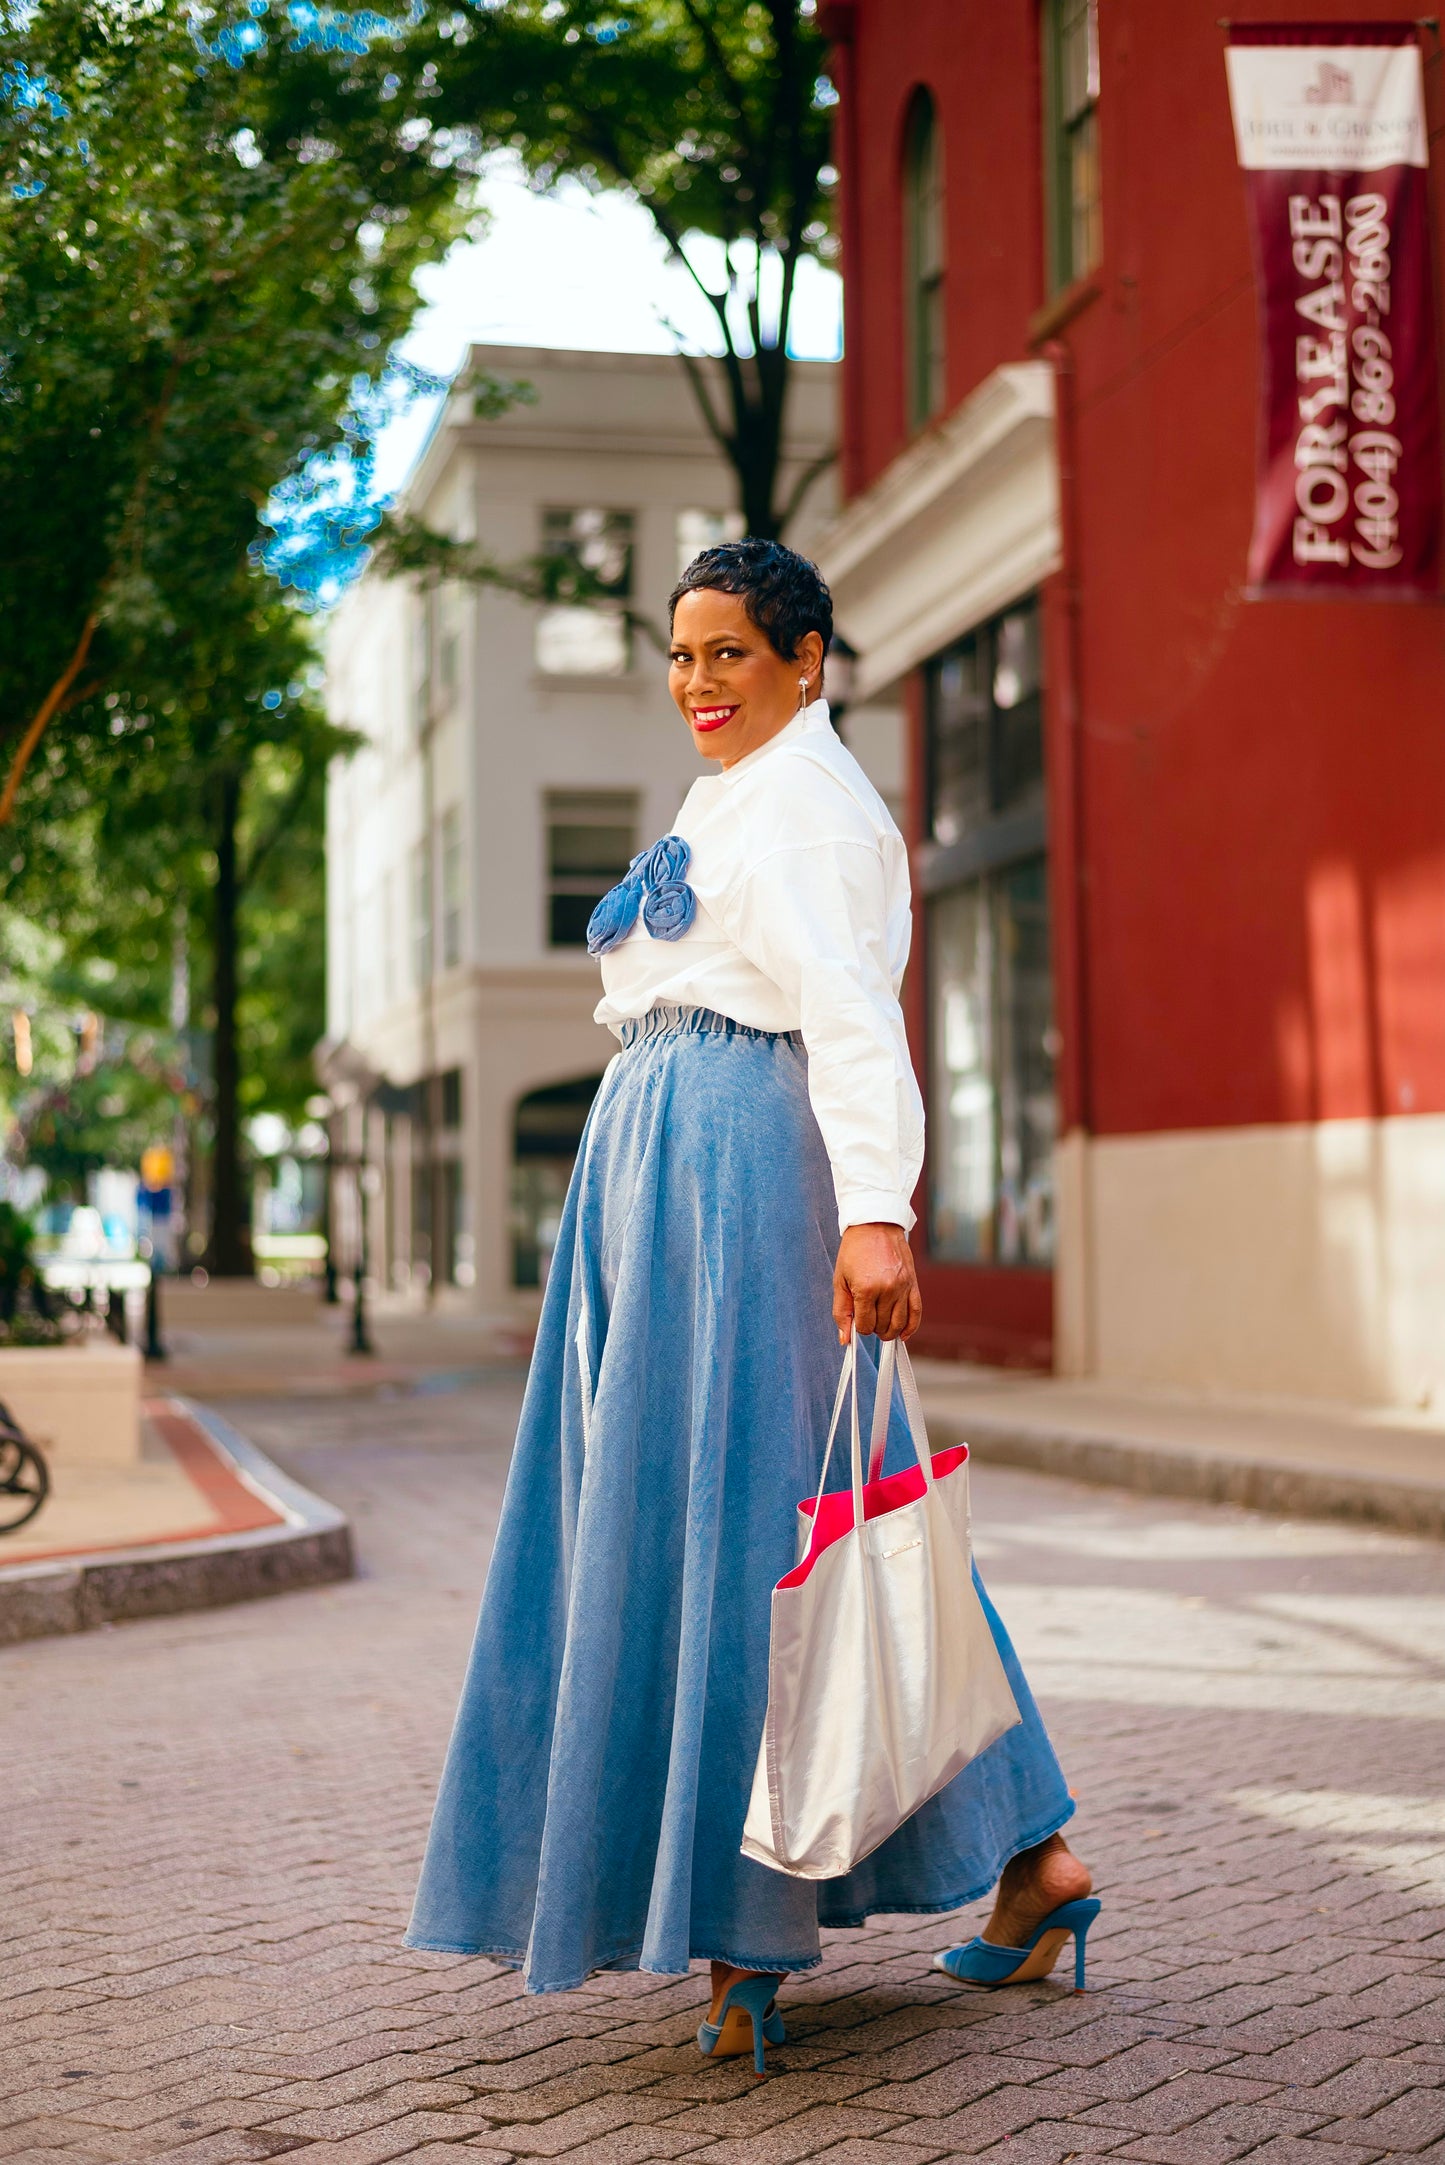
[0,0,468,1259]
[408,0,839,535]
[0,0,472,794]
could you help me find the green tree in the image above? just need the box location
[2,589,348,1273]
[0,0,467,1267]
[0,0,469,796]
[412,0,838,537]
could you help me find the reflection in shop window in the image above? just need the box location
[930,861,1057,1265]
[929,600,1044,846]
[925,591,1055,1268]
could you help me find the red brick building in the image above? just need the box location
[817,1,1445,1407]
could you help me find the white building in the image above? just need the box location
[323,343,902,1322]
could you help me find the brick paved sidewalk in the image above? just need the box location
[3,1370,1443,2165]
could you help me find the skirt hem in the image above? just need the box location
[401,1797,1074,1994]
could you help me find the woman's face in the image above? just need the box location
[668,589,824,768]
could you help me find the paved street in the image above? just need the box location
[5,1368,1445,2165]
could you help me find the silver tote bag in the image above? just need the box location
[741,1334,1021,1881]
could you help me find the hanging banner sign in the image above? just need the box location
[1225,24,1441,595]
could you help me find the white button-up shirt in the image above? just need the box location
[595,701,925,1233]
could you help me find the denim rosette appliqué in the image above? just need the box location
[586,833,697,956]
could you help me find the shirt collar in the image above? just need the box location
[718,698,832,783]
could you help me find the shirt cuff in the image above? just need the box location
[837,1190,917,1235]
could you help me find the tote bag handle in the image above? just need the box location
[868,1337,941,1491]
[808,1326,865,1531]
[812,1331,939,1533]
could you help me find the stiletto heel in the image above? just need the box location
[1072,1903,1096,1989]
[697,1972,786,2077]
[932,1897,1102,1991]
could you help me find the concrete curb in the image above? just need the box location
[920,1402,1445,1541]
[0,1399,353,1646]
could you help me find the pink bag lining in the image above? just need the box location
[778,1444,970,1590]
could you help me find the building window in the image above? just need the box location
[676,507,744,581]
[511,1075,604,1288]
[1043,0,1101,296]
[545,790,639,949]
[924,596,1056,1267]
[440,805,463,970]
[535,507,635,676]
[440,1066,463,1130]
[437,586,463,709]
[411,836,432,988]
[903,88,945,431]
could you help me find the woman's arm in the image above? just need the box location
[723,832,925,1340]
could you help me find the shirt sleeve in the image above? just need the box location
[720,834,926,1234]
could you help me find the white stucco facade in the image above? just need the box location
[323,343,902,1321]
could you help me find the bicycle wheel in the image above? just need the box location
[0,1434,48,1533]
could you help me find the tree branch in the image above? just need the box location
[242,761,313,890]
[0,613,100,827]
[656,331,735,459]
[675,0,757,163]
[777,444,836,534]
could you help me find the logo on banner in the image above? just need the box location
[1303,62,1354,105]
[1224,26,1441,597]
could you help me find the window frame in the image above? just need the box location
[535,506,636,678]
[921,594,1057,1271]
[903,87,946,433]
[544,789,640,951]
[1041,0,1102,298]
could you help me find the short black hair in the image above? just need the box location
[669,538,834,663]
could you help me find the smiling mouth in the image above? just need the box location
[690,704,740,732]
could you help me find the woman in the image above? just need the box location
[406,541,1096,2065]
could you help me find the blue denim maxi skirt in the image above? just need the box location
[406,1006,1074,1993]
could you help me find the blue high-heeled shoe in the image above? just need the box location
[932,1897,1102,1991]
[696,1972,787,2077]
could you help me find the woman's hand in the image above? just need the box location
[833,1223,922,1345]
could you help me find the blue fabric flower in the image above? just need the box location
[642,879,696,942]
[642,833,691,887]
[586,875,643,956]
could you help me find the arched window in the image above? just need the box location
[903,89,945,431]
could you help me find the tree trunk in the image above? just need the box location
[208,766,252,1277]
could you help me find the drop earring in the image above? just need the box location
[797,676,809,709]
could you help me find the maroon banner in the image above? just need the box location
[1226,24,1442,596]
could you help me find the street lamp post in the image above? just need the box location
[144,1264,167,1362]
[349,1114,375,1358]
[351,1243,374,1355]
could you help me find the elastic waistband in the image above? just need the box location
[619,1004,802,1050]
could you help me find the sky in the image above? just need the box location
[374,157,844,495]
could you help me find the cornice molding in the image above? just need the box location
[815,362,1061,699]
